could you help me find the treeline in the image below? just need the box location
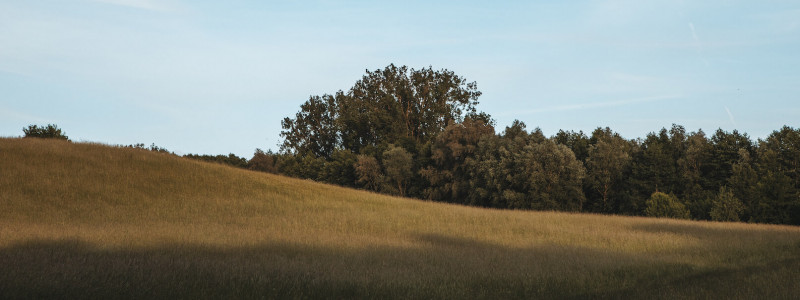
[125,143,249,169]
[20,127,253,170]
[20,65,799,226]
[264,64,800,225]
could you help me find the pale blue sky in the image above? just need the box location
[2,0,798,157]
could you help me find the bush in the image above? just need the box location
[248,149,279,173]
[184,153,247,168]
[23,124,69,140]
[645,192,691,219]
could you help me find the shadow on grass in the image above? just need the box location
[630,221,799,240]
[0,235,797,299]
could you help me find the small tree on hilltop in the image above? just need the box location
[645,192,691,219]
[23,124,69,140]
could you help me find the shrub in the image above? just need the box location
[645,192,691,219]
[248,149,278,173]
[23,124,69,140]
[184,153,247,168]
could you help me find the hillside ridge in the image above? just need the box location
[1,137,799,298]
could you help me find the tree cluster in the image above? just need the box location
[23,124,69,140]
[272,65,800,225]
[184,153,248,168]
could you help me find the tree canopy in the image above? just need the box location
[23,124,69,140]
[280,64,482,157]
[271,64,800,226]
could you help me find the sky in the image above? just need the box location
[1,0,798,158]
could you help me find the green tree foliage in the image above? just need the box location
[280,64,482,157]
[320,149,358,187]
[553,130,590,162]
[469,121,584,211]
[280,94,340,158]
[383,145,414,196]
[184,153,248,168]
[644,192,691,219]
[23,124,69,140]
[248,149,279,173]
[585,127,631,213]
[709,129,754,189]
[469,121,537,208]
[122,143,174,155]
[727,149,760,221]
[710,187,745,222]
[354,155,383,192]
[678,130,714,220]
[148,143,172,154]
[524,139,586,211]
[420,117,495,204]
[274,63,800,225]
[628,125,687,214]
[632,131,674,194]
[753,126,800,225]
[278,154,326,180]
[340,64,481,152]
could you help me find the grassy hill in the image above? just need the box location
[1,138,799,299]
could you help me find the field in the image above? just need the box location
[1,138,799,299]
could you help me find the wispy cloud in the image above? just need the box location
[688,21,710,66]
[724,106,736,126]
[90,0,171,12]
[688,22,699,42]
[0,107,48,123]
[509,94,683,115]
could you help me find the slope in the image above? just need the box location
[1,138,798,299]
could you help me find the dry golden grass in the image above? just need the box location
[1,137,799,299]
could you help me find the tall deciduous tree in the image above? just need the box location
[585,127,631,213]
[280,94,340,159]
[421,117,495,204]
[281,64,483,158]
[471,121,544,209]
[354,155,383,192]
[339,64,482,153]
[383,145,414,196]
[524,139,586,211]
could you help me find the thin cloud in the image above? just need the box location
[510,94,684,115]
[725,106,736,126]
[0,107,49,124]
[689,22,699,42]
[90,0,171,12]
[688,21,710,66]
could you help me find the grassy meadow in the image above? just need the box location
[1,137,799,299]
